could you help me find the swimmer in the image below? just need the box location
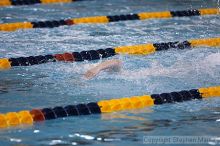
[84,53,220,80]
[84,59,122,80]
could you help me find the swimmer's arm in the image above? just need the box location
[95,59,122,71]
[84,59,122,80]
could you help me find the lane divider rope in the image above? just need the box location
[0,37,219,70]
[0,85,219,128]
[0,0,85,7]
[0,8,218,31]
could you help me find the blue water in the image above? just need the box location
[0,0,220,145]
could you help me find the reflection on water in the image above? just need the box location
[0,69,49,94]
[58,110,219,145]
[0,79,33,94]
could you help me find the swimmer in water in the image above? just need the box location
[84,59,122,80]
[84,53,220,80]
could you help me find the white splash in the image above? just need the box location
[33,130,40,133]
[10,138,22,143]
[119,53,220,80]
[49,140,65,145]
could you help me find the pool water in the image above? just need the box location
[0,0,220,145]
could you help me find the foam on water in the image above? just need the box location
[115,52,220,80]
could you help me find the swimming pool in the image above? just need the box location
[0,0,220,145]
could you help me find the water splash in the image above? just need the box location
[114,53,220,80]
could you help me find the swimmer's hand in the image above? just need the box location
[84,59,122,80]
[84,67,100,80]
